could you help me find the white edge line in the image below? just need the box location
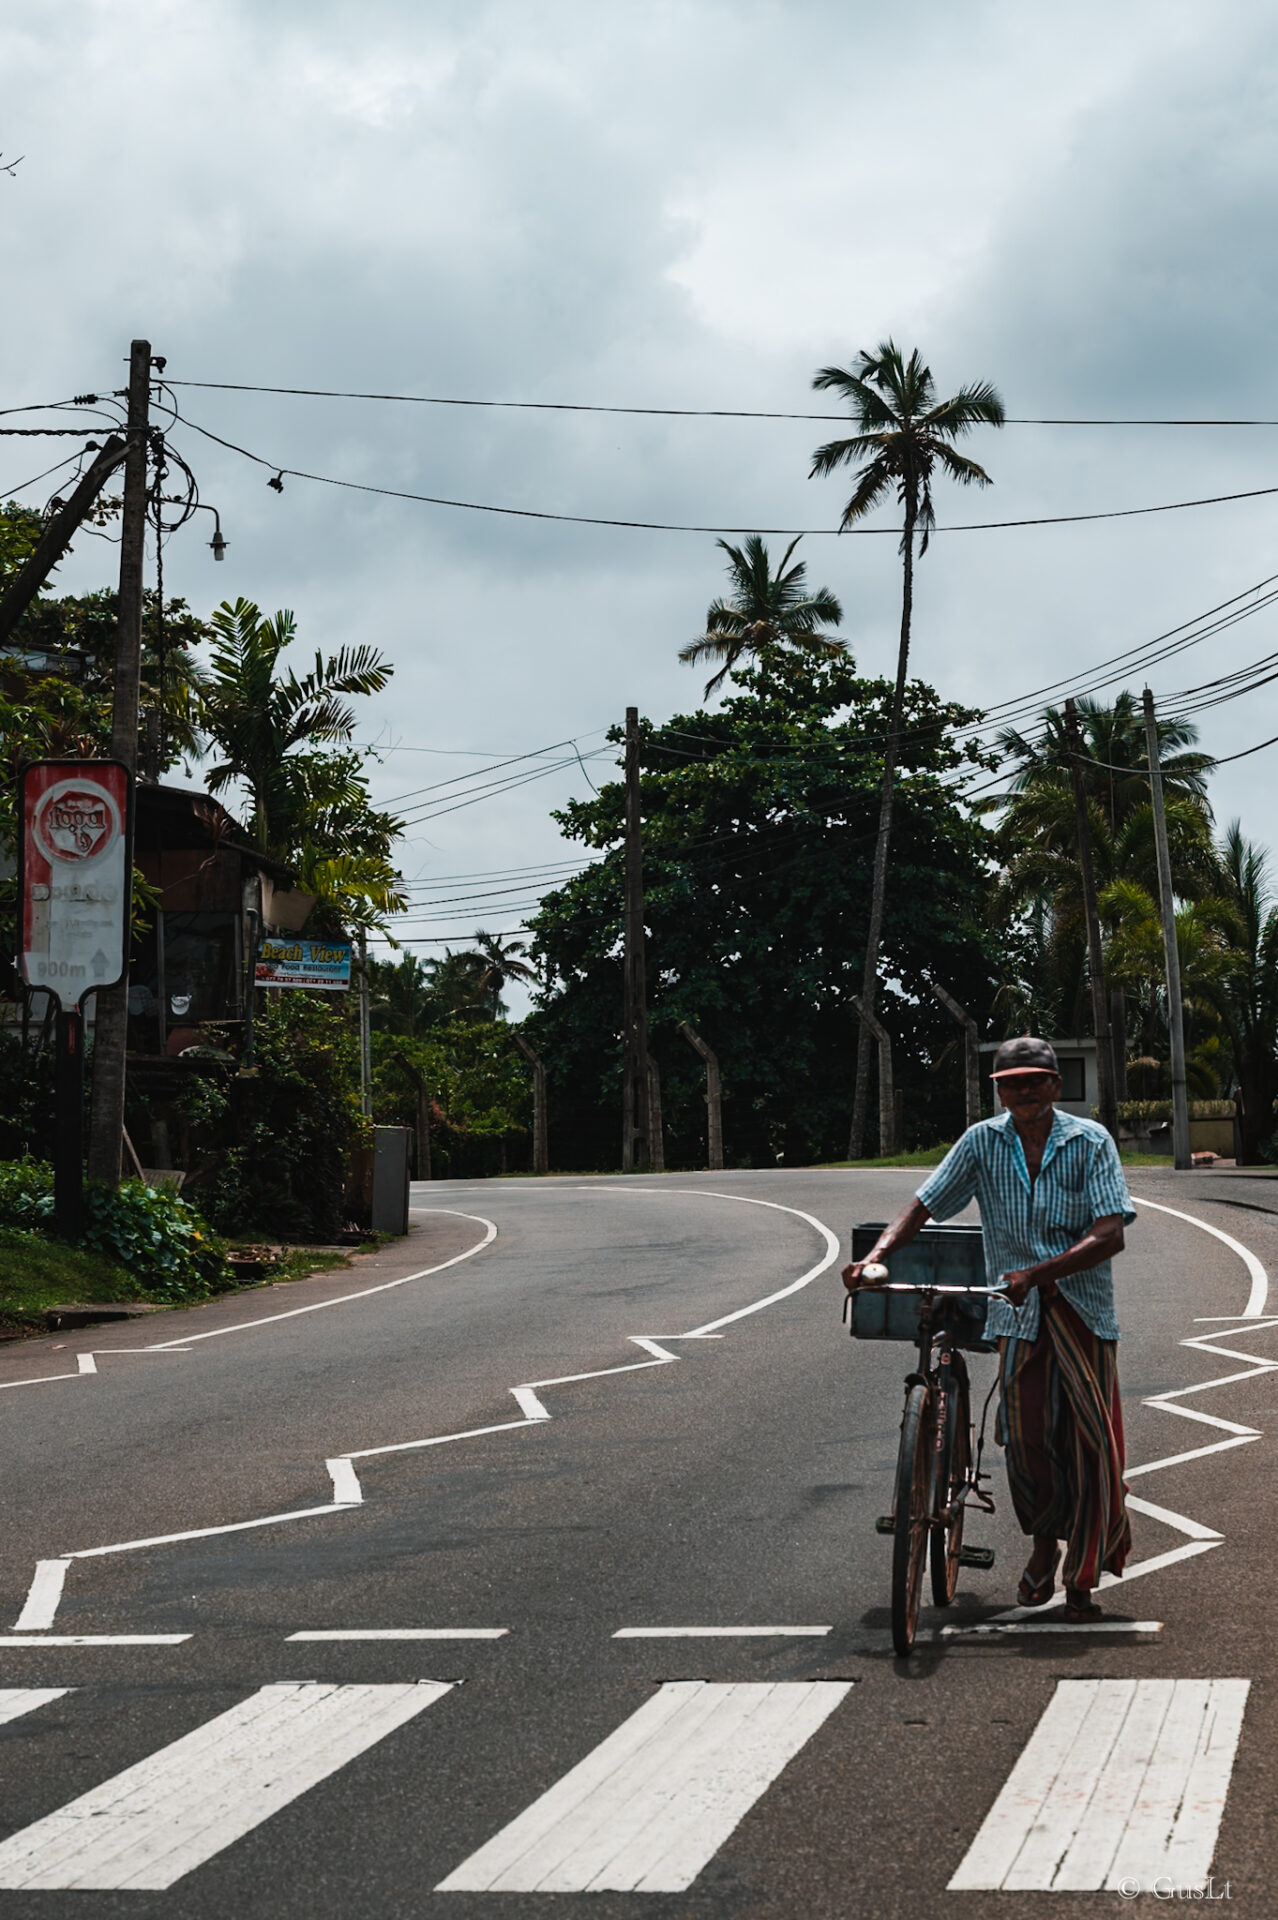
[286,1628,508,1640]
[1124,1493,1222,1540]
[148,1210,499,1348]
[989,1539,1222,1621]
[939,1622,1163,1637]
[22,1188,840,1628]
[1132,1193,1268,1316]
[612,1626,833,1638]
[0,1634,192,1645]
[1124,1435,1260,1478]
[67,1501,359,1560]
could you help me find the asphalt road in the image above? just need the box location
[0,1166,1275,1917]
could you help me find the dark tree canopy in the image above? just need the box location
[525,649,1002,1168]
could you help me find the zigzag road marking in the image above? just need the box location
[11,1191,839,1632]
[0,1209,498,1393]
[985,1198,1274,1623]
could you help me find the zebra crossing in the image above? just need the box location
[0,1673,1252,1895]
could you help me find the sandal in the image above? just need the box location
[1017,1547,1061,1608]
[1063,1587,1104,1623]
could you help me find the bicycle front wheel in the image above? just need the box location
[891,1381,935,1656]
[930,1356,972,1607]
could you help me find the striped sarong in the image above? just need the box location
[998,1291,1131,1592]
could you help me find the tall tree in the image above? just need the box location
[810,343,1004,1155]
[471,929,537,1017]
[1211,825,1278,1162]
[199,597,391,853]
[678,535,844,697]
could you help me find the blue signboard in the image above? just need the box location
[255,938,352,991]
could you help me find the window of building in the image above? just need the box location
[1057,1055,1086,1102]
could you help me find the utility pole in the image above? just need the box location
[1143,688,1191,1170]
[513,1033,549,1175]
[0,436,127,644]
[931,982,981,1129]
[87,341,151,1184]
[679,1020,723,1170]
[621,706,650,1171]
[853,995,898,1154]
[1064,698,1119,1143]
[358,930,372,1117]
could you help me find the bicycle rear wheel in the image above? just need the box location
[891,1382,935,1656]
[930,1355,972,1607]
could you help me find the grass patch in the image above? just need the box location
[816,1146,954,1171]
[273,1247,353,1283]
[1120,1152,1174,1166]
[0,1226,138,1329]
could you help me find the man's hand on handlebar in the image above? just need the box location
[841,1258,888,1293]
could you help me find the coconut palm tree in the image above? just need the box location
[199,598,392,854]
[809,342,1004,1155]
[471,930,538,1017]
[678,535,844,698]
[1209,825,1278,1161]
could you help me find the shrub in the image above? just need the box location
[188,995,367,1241]
[1110,1099,1236,1126]
[0,1161,232,1301]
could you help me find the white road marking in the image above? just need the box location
[325,1458,363,1504]
[1125,1494,1221,1540]
[286,1628,506,1640]
[0,1636,191,1646]
[0,1689,72,1726]
[14,1560,70,1631]
[436,1679,850,1894]
[5,1190,837,1631]
[613,1626,832,1638]
[0,1212,498,1397]
[147,1211,498,1348]
[940,1622,1162,1637]
[1131,1195,1268,1316]
[948,1679,1249,1893]
[0,1679,452,1891]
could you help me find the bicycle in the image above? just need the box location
[845,1223,1005,1656]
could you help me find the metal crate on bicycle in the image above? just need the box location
[845,1219,1004,1656]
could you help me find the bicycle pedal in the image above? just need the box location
[875,1514,896,1535]
[957,1545,995,1569]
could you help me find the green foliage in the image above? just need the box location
[679,535,845,697]
[192,994,368,1240]
[372,1018,530,1177]
[525,649,1001,1166]
[0,1161,232,1300]
[810,341,1005,543]
[1112,1099,1236,1124]
[0,1226,137,1323]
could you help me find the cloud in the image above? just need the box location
[4,0,1278,981]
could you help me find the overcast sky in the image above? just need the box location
[5,0,1278,996]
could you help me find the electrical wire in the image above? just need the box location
[167,403,1278,538]
[164,377,1278,428]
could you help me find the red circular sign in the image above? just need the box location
[32,779,121,863]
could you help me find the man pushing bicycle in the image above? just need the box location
[843,1036,1135,1623]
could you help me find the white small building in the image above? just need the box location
[978,1037,1097,1118]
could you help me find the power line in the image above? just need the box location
[169,404,1278,538]
[166,377,1278,428]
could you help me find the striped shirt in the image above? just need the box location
[915,1108,1135,1342]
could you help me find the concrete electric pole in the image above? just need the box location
[1064,698,1119,1144]
[1142,687,1191,1170]
[621,706,651,1171]
[87,340,151,1184]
